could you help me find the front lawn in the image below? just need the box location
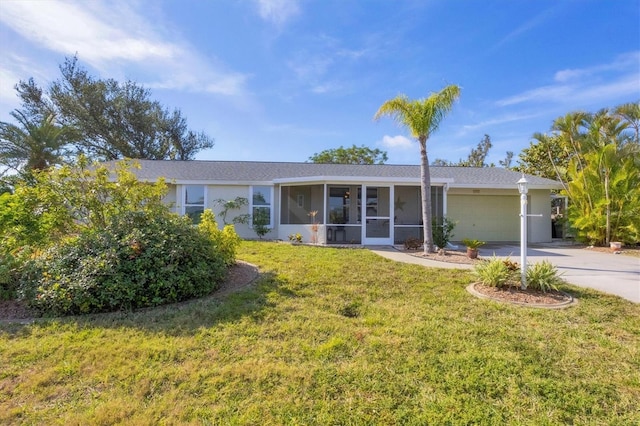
[1,241,638,424]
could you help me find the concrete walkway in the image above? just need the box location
[369,243,640,303]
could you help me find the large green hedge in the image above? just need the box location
[19,210,236,316]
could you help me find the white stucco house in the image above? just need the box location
[123,160,562,246]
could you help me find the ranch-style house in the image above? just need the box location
[122,160,563,246]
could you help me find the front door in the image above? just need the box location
[362,186,393,245]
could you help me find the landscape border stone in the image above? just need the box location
[466,282,578,309]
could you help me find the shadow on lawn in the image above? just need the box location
[1,270,295,337]
[77,271,295,335]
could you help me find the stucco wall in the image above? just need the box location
[164,183,553,244]
[170,183,277,240]
[164,184,178,214]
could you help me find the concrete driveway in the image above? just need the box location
[370,243,640,303]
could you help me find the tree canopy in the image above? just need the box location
[374,85,461,253]
[517,102,640,245]
[308,144,388,164]
[8,56,214,163]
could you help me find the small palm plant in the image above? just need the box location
[462,238,485,259]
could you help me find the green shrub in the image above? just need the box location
[0,252,20,300]
[198,209,241,267]
[0,158,168,254]
[19,211,229,316]
[0,248,39,301]
[432,217,456,249]
[526,260,563,292]
[473,256,512,287]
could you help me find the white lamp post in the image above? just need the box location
[517,175,529,289]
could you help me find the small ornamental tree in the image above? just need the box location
[252,209,270,239]
[432,217,456,250]
[214,197,251,225]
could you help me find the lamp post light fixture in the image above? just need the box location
[517,174,529,289]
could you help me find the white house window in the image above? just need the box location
[184,185,206,223]
[251,186,273,227]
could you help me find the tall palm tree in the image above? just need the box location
[0,110,72,176]
[374,85,461,253]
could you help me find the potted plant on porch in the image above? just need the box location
[462,238,485,259]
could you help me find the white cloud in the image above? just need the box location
[0,67,21,108]
[0,0,251,98]
[461,113,542,132]
[0,1,175,65]
[255,0,300,26]
[496,52,640,107]
[493,5,561,50]
[286,35,377,96]
[554,51,640,83]
[380,135,413,149]
[0,53,54,113]
[311,81,344,94]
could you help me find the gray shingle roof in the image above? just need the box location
[117,160,562,189]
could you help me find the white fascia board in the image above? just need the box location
[449,183,562,190]
[173,180,274,186]
[273,176,454,185]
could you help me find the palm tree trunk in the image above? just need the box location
[604,169,610,245]
[420,137,434,253]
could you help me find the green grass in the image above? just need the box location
[1,241,639,424]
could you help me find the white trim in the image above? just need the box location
[443,183,448,217]
[273,176,454,185]
[174,179,273,186]
[362,185,394,245]
[450,183,561,190]
[323,183,328,225]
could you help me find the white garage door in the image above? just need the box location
[448,195,520,242]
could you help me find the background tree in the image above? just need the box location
[13,56,214,161]
[0,110,75,178]
[432,134,512,168]
[309,144,388,164]
[374,85,461,253]
[499,151,514,169]
[462,134,493,167]
[518,103,639,245]
[516,133,572,184]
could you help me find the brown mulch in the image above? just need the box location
[405,249,576,306]
[0,261,259,323]
[471,283,573,306]
[407,249,478,264]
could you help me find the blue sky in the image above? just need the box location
[1,0,638,166]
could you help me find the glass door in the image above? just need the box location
[362,186,392,245]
